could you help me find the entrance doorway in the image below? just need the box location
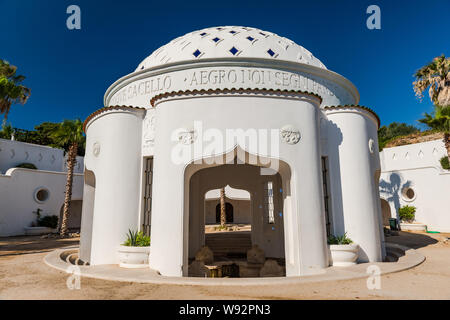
[215,202,234,223]
[184,149,292,277]
[380,198,391,226]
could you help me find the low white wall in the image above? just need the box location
[380,139,450,232]
[0,168,83,236]
[0,138,83,174]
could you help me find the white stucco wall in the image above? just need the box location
[80,107,145,265]
[380,139,450,232]
[324,107,384,262]
[0,168,83,236]
[148,93,329,277]
[0,138,84,174]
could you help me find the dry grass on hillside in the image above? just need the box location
[384,131,443,148]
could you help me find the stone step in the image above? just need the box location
[384,255,397,262]
[205,232,252,255]
[387,247,405,258]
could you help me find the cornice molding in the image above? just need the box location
[83,105,145,132]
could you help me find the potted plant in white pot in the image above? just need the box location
[118,229,151,268]
[328,233,359,267]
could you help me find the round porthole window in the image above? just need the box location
[401,187,416,202]
[34,187,50,203]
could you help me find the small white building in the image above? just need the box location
[380,138,450,232]
[0,138,84,236]
[80,26,386,277]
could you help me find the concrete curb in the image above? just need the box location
[44,243,425,286]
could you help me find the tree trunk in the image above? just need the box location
[444,132,450,163]
[220,187,226,227]
[437,76,450,107]
[60,143,77,236]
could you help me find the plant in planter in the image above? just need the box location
[398,205,425,230]
[118,230,151,268]
[15,163,37,169]
[38,215,59,229]
[398,205,416,223]
[328,232,359,267]
[24,209,58,235]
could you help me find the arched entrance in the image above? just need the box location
[215,202,234,223]
[184,147,293,277]
[380,198,391,226]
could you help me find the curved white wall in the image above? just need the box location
[0,168,83,236]
[324,108,384,262]
[0,138,84,174]
[380,139,450,232]
[80,108,145,265]
[149,93,329,276]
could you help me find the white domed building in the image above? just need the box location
[80,26,385,277]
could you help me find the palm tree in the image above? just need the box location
[0,59,31,121]
[419,105,450,162]
[50,119,85,236]
[220,187,226,227]
[413,54,450,107]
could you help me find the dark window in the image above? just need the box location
[321,157,332,237]
[229,30,237,34]
[212,37,221,43]
[246,36,255,41]
[142,157,153,237]
[199,32,208,36]
[264,181,275,224]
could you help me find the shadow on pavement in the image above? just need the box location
[0,235,79,258]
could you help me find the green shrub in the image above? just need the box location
[215,225,227,231]
[16,163,37,169]
[398,205,416,222]
[123,230,150,247]
[440,156,450,170]
[37,215,59,229]
[327,232,353,245]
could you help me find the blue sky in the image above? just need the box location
[1,0,449,130]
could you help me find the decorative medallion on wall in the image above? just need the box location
[92,142,101,157]
[177,128,197,145]
[280,125,301,145]
[368,138,375,154]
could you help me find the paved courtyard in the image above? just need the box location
[0,231,449,299]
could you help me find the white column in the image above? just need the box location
[325,108,383,262]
